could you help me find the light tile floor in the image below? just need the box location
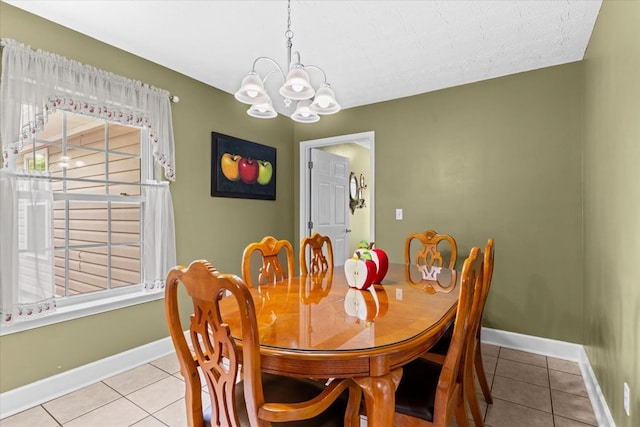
[1,344,599,426]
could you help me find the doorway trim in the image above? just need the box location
[299,131,375,254]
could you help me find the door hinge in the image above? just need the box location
[308,221,314,229]
[308,161,313,169]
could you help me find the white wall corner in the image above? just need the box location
[482,327,616,427]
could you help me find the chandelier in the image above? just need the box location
[234,0,340,123]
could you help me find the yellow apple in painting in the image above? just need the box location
[220,153,241,181]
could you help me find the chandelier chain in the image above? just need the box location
[285,0,294,42]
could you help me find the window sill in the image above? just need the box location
[0,290,164,337]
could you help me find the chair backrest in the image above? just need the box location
[300,232,334,276]
[483,238,495,300]
[433,246,483,426]
[404,230,458,269]
[165,260,265,427]
[474,238,495,341]
[242,236,295,288]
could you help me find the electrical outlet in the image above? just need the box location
[624,382,630,416]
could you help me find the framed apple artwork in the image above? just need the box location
[211,132,277,200]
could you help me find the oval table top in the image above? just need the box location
[222,263,459,358]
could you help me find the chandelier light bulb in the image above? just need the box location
[280,67,315,100]
[247,100,277,119]
[235,72,269,104]
[309,85,340,115]
[292,100,320,123]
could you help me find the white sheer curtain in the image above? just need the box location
[142,182,176,291]
[0,170,56,324]
[0,38,178,324]
[0,38,176,180]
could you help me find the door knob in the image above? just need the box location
[346,228,352,233]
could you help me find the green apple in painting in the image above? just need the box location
[220,153,241,181]
[257,160,273,185]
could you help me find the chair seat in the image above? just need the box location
[394,358,443,422]
[204,373,352,427]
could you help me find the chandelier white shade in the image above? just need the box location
[234,0,340,123]
[291,100,320,123]
[234,72,269,105]
[247,101,278,119]
[279,66,315,100]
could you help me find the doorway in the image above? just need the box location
[299,131,375,265]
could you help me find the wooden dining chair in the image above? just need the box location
[405,230,458,269]
[165,260,362,427]
[242,235,295,288]
[473,239,495,405]
[300,232,334,276]
[420,239,495,426]
[393,247,484,427]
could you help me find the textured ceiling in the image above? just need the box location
[4,0,602,117]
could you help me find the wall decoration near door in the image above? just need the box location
[211,132,277,200]
[349,172,366,213]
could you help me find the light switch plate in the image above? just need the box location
[395,208,403,220]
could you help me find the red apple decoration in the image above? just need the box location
[344,256,376,290]
[353,248,389,284]
[370,248,388,283]
[238,157,259,184]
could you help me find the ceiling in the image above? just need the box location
[4,0,602,117]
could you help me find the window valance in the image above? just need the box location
[0,38,176,180]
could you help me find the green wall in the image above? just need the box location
[0,3,293,392]
[294,63,584,343]
[1,5,637,426]
[583,1,640,426]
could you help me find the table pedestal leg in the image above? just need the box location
[354,368,402,427]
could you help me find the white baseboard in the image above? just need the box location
[1,328,616,427]
[0,337,176,419]
[482,327,615,427]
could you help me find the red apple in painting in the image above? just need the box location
[220,153,241,181]
[257,160,273,185]
[344,257,376,290]
[239,157,259,184]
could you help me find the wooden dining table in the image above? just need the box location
[221,263,460,427]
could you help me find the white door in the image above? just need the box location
[309,149,350,266]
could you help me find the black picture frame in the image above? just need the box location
[211,132,277,200]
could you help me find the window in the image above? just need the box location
[16,111,147,299]
[1,38,176,328]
